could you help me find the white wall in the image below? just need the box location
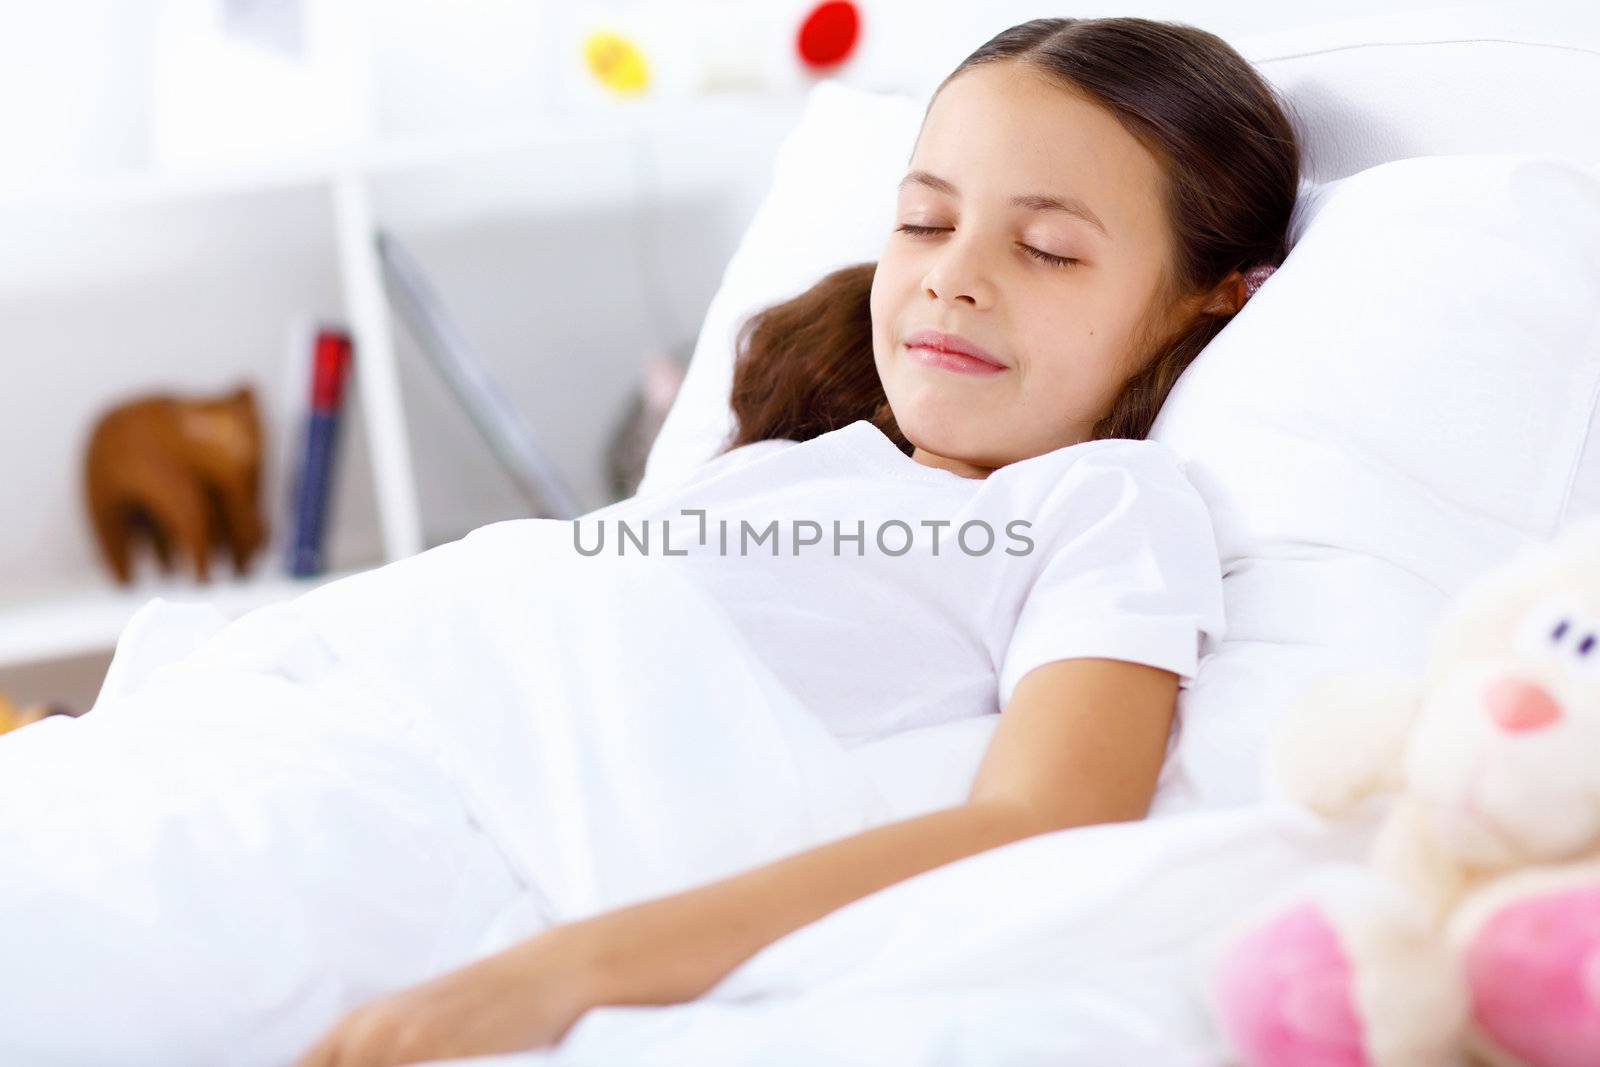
[844,0,1509,98]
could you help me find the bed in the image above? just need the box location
[5,8,1599,1067]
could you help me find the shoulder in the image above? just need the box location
[1072,437,1186,475]
[991,439,1215,562]
[998,435,1181,474]
[999,437,1200,505]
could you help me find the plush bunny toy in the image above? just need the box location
[1210,514,1600,1067]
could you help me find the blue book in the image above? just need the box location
[288,330,352,577]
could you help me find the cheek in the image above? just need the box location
[1054,286,1151,373]
[868,275,894,360]
[872,249,912,305]
[1019,328,1129,414]
[870,257,919,347]
[1020,303,1098,372]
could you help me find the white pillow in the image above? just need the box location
[1149,155,1600,805]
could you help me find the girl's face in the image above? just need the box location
[870,61,1196,478]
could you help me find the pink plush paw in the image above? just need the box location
[1464,884,1600,1067]
[1213,902,1370,1067]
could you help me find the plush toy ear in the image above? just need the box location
[1266,668,1426,818]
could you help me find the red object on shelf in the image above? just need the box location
[311,331,352,410]
[795,1,860,70]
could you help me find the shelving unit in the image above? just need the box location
[0,93,805,696]
[0,565,370,672]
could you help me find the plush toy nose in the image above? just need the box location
[1485,677,1563,732]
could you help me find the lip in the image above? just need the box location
[903,330,1008,376]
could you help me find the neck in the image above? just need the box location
[910,446,993,480]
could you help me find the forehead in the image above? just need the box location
[907,62,1167,234]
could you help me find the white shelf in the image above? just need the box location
[0,96,803,221]
[0,91,803,681]
[0,564,377,672]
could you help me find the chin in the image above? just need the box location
[890,394,967,451]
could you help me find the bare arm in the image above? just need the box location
[576,656,1181,1007]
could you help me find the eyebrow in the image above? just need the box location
[897,169,1109,237]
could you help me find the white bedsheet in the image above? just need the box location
[0,517,1396,1065]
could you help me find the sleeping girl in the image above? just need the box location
[0,16,1298,1067]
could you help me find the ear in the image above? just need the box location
[1198,271,1247,317]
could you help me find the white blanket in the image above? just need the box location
[0,518,1390,1065]
[425,802,1383,1067]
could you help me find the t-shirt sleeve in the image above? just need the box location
[995,442,1227,709]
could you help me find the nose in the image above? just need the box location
[1484,677,1563,732]
[922,238,992,308]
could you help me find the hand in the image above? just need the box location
[293,924,604,1067]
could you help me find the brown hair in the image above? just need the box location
[722,16,1299,456]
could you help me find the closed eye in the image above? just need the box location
[894,224,1080,268]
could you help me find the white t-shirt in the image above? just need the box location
[565,419,1227,745]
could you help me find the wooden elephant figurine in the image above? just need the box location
[84,385,268,585]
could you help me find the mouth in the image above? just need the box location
[903,330,1009,376]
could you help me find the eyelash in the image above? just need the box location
[894,224,1080,268]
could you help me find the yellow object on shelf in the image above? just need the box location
[0,692,41,736]
[0,689,77,736]
[583,30,650,96]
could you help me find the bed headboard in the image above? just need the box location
[1238,8,1600,181]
